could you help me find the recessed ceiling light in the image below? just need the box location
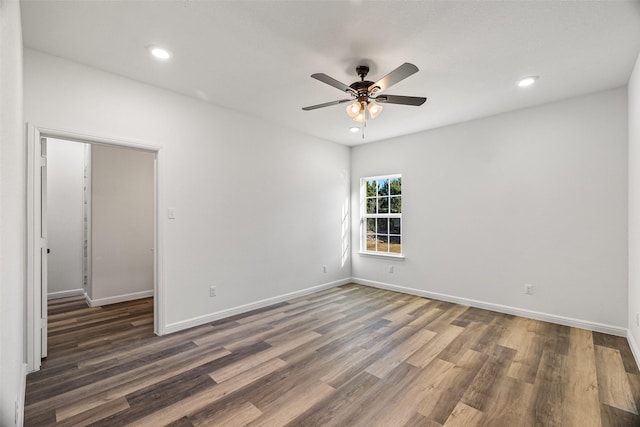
[517,76,539,88]
[148,46,172,60]
[349,126,360,133]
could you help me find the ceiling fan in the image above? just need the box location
[302,63,427,127]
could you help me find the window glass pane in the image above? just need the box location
[367,180,377,197]
[377,179,389,196]
[390,218,401,235]
[377,235,389,252]
[378,197,389,214]
[367,218,376,234]
[366,235,377,251]
[362,174,402,254]
[389,236,401,253]
[390,177,401,195]
[377,218,388,234]
[390,196,401,213]
[366,198,376,214]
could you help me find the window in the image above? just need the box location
[361,175,402,256]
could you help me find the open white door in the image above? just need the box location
[27,125,164,372]
[40,137,48,358]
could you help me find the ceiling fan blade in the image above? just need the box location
[374,94,426,106]
[302,99,352,111]
[368,63,419,93]
[311,73,357,94]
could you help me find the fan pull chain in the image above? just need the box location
[361,104,367,139]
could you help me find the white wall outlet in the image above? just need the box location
[388,265,394,273]
[524,284,534,295]
[209,286,217,297]
[323,265,327,273]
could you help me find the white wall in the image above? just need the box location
[0,0,25,425]
[24,49,351,329]
[352,88,628,330]
[629,52,640,352]
[90,144,154,304]
[47,138,85,298]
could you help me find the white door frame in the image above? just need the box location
[40,137,48,358]
[26,124,166,372]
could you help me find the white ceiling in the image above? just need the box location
[20,0,640,146]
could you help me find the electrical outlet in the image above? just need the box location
[323,265,327,273]
[209,286,217,297]
[524,284,534,295]
[388,265,394,273]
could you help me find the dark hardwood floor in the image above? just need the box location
[25,284,640,426]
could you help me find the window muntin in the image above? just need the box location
[362,175,402,255]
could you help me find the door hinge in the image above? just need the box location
[40,238,47,248]
[40,156,47,167]
[41,318,46,328]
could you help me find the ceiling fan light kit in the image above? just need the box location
[303,62,427,137]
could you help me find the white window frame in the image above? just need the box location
[359,174,404,259]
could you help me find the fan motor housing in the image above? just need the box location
[349,80,373,91]
[351,66,379,99]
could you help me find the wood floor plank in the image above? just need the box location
[362,357,455,426]
[190,400,262,427]
[322,362,423,427]
[593,332,640,375]
[437,321,488,364]
[54,397,130,427]
[246,380,335,426]
[419,349,488,425]
[627,372,640,417]
[506,318,546,383]
[210,331,321,383]
[164,417,195,427]
[461,344,516,412]
[285,371,380,426]
[532,349,566,426]
[26,340,198,405]
[133,358,287,426]
[600,403,640,427]
[365,327,437,378]
[25,286,640,426]
[594,345,638,414]
[401,413,442,427]
[90,373,217,426]
[561,327,602,427]
[481,375,535,427]
[406,324,465,368]
[442,402,487,426]
[54,346,231,421]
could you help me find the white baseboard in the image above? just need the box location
[163,278,350,335]
[48,288,84,300]
[85,290,154,307]
[352,277,627,337]
[628,330,640,370]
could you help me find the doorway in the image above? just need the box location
[27,126,164,372]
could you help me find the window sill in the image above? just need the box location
[358,251,405,260]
